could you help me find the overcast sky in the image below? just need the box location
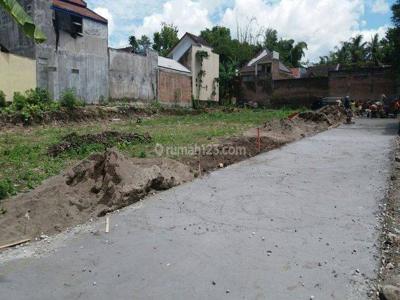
[87,0,395,62]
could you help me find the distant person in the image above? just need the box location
[381,94,387,104]
[344,96,351,110]
[395,99,400,118]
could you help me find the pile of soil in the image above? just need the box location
[48,131,152,157]
[0,105,207,128]
[0,149,193,245]
[182,106,345,174]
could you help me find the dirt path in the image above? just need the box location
[0,118,397,299]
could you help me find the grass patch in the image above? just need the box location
[0,108,294,198]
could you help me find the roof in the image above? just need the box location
[306,64,340,77]
[158,56,191,74]
[65,0,87,6]
[184,33,210,47]
[168,32,211,58]
[291,68,301,78]
[247,49,272,66]
[279,62,291,73]
[52,0,107,24]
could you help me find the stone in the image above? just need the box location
[381,285,400,300]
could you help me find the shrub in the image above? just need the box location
[0,179,15,200]
[25,88,52,105]
[13,92,27,111]
[0,90,6,108]
[60,89,83,109]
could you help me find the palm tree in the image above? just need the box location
[290,41,308,67]
[0,0,45,43]
[349,35,367,64]
[366,34,382,65]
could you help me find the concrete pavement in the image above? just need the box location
[0,119,398,300]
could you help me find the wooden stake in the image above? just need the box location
[198,161,202,177]
[105,216,110,233]
[0,239,30,251]
[257,128,261,153]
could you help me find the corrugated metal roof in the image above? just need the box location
[158,56,191,74]
[52,0,107,24]
[247,50,271,66]
[279,62,291,73]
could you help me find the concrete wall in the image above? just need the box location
[35,1,109,103]
[0,51,36,101]
[0,0,109,104]
[329,67,396,101]
[0,0,35,58]
[109,49,157,102]
[158,69,192,107]
[191,46,219,102]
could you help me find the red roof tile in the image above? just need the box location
[52,0,107,24]
[64,0,87,7]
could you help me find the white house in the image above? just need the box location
[168,33,219,102]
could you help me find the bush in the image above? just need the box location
[13,92,27,111]
[25,88,51,105]
[0,90,6,108]
[0,179,15,200]
[60,89,83,109]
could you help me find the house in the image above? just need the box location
[239,49,293,105]
[239,49,293,81]
[0,0,109,103]
[168,33,219,102]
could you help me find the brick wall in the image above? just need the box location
[271,77,329,108]
[239,67,397,108]
[158,69,192,107]
[329,67,396,101]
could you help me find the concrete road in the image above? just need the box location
[0,119,398,300]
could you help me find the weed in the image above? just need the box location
[0,90,6,108]
[60,89,84,109]
[0,179,15,200]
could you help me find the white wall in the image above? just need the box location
[191,46,219,102]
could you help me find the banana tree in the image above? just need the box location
[0,0,45,43]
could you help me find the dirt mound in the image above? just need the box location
[195,107,345,173]
[298,111,332,125]
[0,150,193,245]
[48,131,152,157]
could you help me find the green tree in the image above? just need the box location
[152,23,179,57]
[290,41,308,67]
[348,35,367,64]
[128,35,139,53]
[389,0,400,77]
[0,0,45,42]
[261,29,307,67]
[366,34,382,65]
[263,28,278,51]
[138,35,151,52]
[200,26,234,64]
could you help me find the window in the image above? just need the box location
[71,15,83,37]
[54,11,83,39]
[242,75,254,82]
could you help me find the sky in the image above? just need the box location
[86,0,396,62]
